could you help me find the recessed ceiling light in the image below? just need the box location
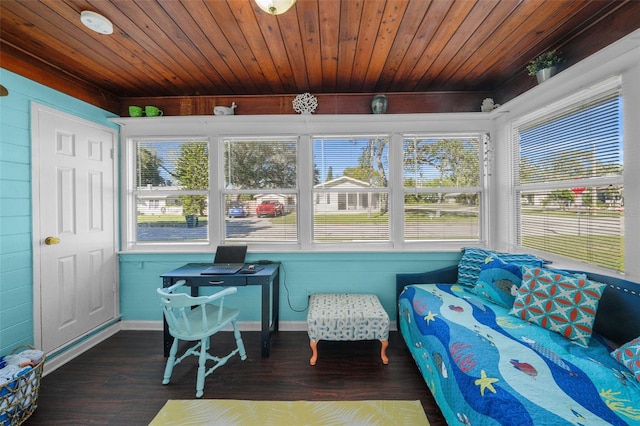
[80,10,113,35]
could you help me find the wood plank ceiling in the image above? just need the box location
[1,0,638,114]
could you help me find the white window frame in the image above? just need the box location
[123,136,212,251]
[402,132,487,243]
[221,135,300,244]
[311,134,392,245]
[116,114,491,253]
[490,30,640,281]
[510,77,623,271]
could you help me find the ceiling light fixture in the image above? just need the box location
[80,10,113,35]
[254,0,296,15]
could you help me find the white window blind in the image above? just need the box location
[403,134,482,241]
[312,136,390,242]
[124,125,489,250]
[132,139,209,243]
[222,137,298,242]
[513,85,623,271]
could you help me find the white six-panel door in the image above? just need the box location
[31,103,118,354]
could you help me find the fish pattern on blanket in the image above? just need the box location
[399,284,640,425]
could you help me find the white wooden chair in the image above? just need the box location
[157,280,246,398]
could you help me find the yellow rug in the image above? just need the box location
[149,399,429,426]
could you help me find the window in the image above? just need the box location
[403,134,482,241]
[512,81,623,271]
[121,115,490,251]
[222,137,298,243]
[312,136,390,242]
[129,139,209,245]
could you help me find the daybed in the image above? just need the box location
[396,248,640,425]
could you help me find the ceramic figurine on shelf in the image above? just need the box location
[481,98,500,112]
[214,102,237,115]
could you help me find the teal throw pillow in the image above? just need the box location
[472,256,522,308]
[457,247,545,287]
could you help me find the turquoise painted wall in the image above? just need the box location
[119,251,461,323]
[0,69,118,355]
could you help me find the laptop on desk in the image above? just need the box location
[201,245,247,275]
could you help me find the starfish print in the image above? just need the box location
[424,311,438,324]
[475,370,499,396]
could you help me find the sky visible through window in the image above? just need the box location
[313,138,385,183]
[519,98,623,179]
[140,136,462,188]
[142,139,375,186]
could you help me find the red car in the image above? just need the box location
[256,200,284,217]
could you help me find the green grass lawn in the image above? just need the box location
[272,211,476,225]
[139,210,477,226]
[522,235,624,271]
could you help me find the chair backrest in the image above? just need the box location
[157,281,238,337]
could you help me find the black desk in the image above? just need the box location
[161,262,280,357]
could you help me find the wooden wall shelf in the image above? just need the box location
[117,91,491,118]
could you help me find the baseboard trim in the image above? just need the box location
[43,323,121,376]
[120,320,163,331]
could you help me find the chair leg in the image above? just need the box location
[195,338,207,398]
[163,337,179,385]
[233,320,247,360]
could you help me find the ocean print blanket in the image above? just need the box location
[398,283,640,425]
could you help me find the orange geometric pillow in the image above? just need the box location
[509,266,606,345]
[611,336,640,382]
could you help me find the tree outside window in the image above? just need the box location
[175,142,209,226]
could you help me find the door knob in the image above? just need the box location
[45,237,60,245]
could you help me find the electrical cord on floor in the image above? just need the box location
[280,262,309,313]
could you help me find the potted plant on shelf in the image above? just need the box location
[526,50,564,84]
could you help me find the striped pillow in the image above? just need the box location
[457,247,544,287]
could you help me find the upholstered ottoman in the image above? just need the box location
[307,293,390,365]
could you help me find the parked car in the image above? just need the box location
[227,205,248,218]
[256,200,284,217]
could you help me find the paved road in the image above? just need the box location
[137,216,296,241]
[521,213,621,236]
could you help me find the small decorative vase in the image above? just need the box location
[371,94,388,114]
[535,66,558,84]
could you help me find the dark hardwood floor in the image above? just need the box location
[25,330,446,425]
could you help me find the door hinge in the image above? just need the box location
[110,148,115,159]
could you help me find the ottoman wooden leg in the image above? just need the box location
[380,340,389,365]
[310,340,318,366]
